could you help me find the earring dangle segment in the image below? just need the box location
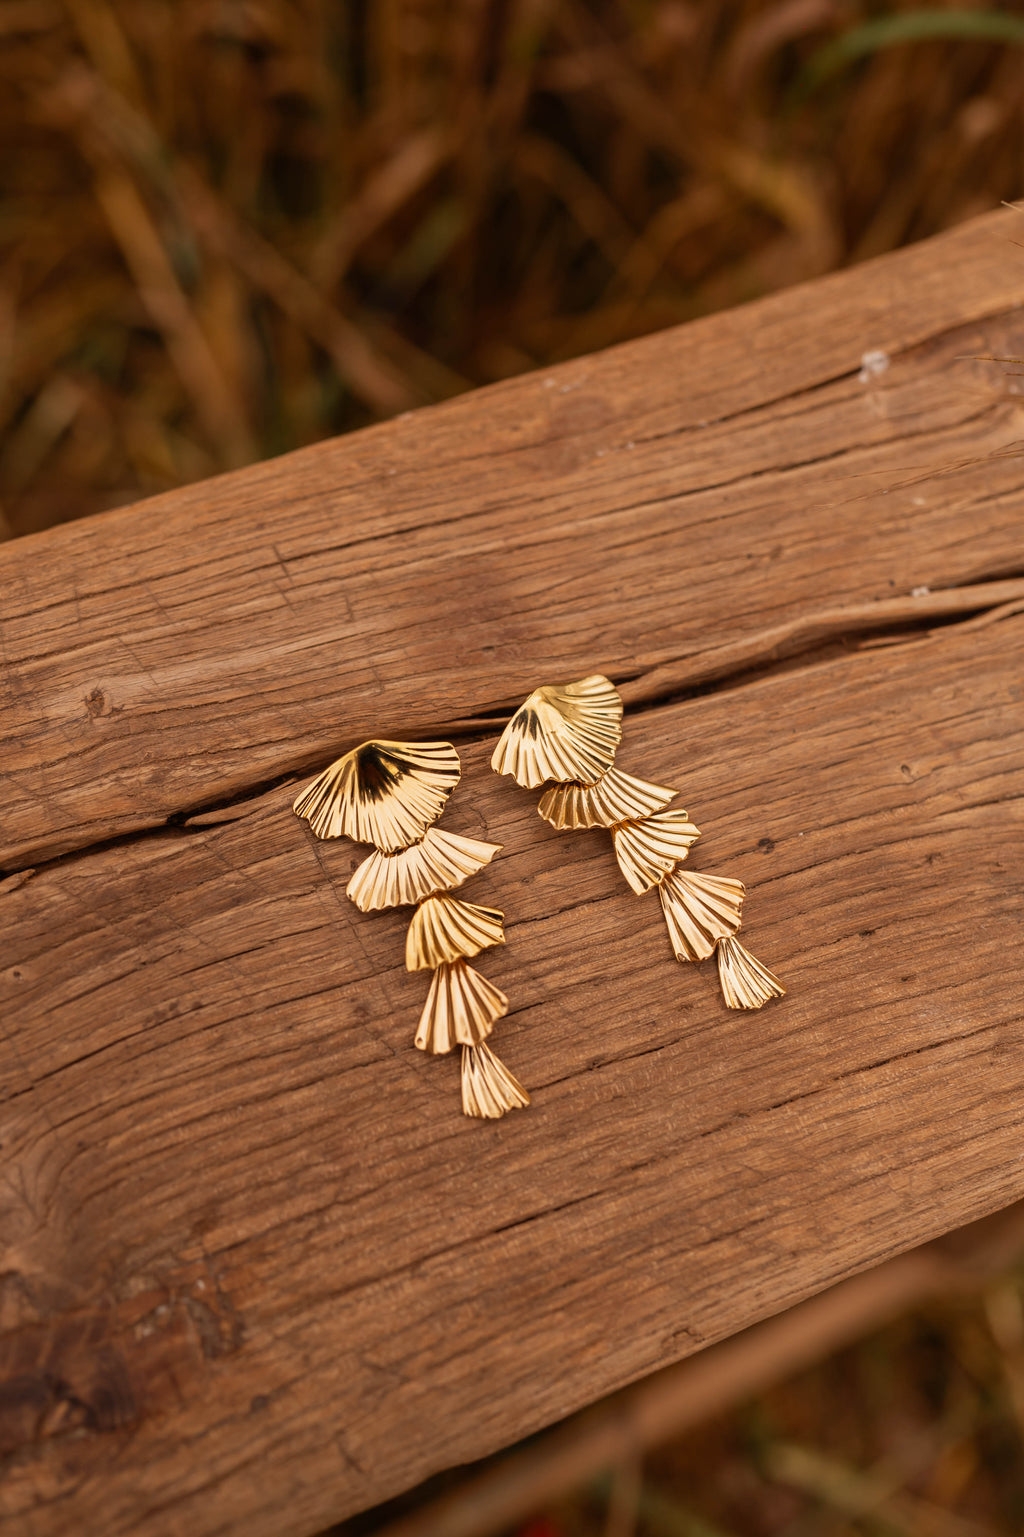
[491,677,784,1009]
[294,740,529,1119]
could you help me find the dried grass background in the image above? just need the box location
[2,0,1024,536]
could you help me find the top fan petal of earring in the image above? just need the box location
[293,739,461,852]
[490,674,623,788]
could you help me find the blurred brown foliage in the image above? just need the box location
[1,0,1023,536]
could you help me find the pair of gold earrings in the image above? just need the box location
[293,675,784,1122]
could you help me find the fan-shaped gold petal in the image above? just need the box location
[613,811,702,894]
[293,739,460,851]
[491,675,623,788]
[538,767,677,830]
[346,828,502,911]
[406,896,505,971]
[659,870,745,962]
[717,936,785,1009]
[413,960,508,1053]
[461,1042,530,1119]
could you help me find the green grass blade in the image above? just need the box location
[802,8,1024,92]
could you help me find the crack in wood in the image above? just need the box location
[617,575,1024,710]
[2,574,1020,889]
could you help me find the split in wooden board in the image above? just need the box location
[1,208,1024,1536]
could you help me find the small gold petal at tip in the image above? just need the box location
[659,869,745,963]
[414,959,509,1053]
[717,936,786,1009]
[406,896,505,971]
[491,675,623,789]
[294,739,460,852]
[346,827,502,911]
[538,767,677,830]
[461,1041,531,1118]
[613,811,702,893]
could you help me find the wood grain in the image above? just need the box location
[3,206,1024,866]
[2,208,1024,1536]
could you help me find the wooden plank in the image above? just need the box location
[4,207,1024,1533]
[3,597,1023,1534]
[3,206,1024,866]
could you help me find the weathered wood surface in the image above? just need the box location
[2,206,1024,1536]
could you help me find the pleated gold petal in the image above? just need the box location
[612,811,702,894]
[461,1042,530,1119]
[406,896,505,971]
[659,869,745,962]
[293,739,460,852]
[717,936,786,1009]
[538,767,677,830]
[346,827,502,912]
[413,960,508,1053]
[491,675,623,788]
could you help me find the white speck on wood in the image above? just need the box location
[859,349,890,383]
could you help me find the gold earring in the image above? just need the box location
[294,740,529,1119]
[491,677,784,1009]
